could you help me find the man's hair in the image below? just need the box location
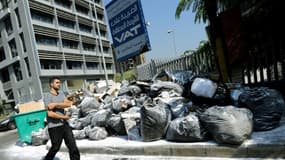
[49,76,61,84]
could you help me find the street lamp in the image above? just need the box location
[167,29,177,56]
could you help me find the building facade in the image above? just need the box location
[0,0,115,105]
[114,53,145,72]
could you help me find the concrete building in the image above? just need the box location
[114,54,145,72]
[0,0,115,105]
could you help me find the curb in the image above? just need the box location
[47,138,285,158]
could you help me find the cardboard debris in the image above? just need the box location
[106,83,121,96]
[18,100,45,113]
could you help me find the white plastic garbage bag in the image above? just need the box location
[191,78,217,98]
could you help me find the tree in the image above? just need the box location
[175,0,241,82]
[175,0,241,23]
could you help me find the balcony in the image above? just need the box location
[62,48,80,54]
[40,69,64,76]
[65,69,84,75]
[32,20,55,28]
[37,44,60,52]
[2,81,12,90]
[85,69,101,75]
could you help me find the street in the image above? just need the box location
[0,129,18,149]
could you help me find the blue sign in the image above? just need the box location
[106,0,151,61]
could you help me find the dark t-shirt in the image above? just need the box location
[44,91,66,128]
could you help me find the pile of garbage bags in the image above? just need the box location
[35,69,285,146]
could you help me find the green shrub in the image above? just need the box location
[114,69,136,82]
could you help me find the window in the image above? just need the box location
[76,4,89,15]
[20,33,26,52]
[66,61,82,69]
[24,57,31,77]
[54,0,71,9]
[31,9,53,24]
[106,63,112,70]
[40,59,62,69]
[92,11,104,21]
[86,62,98,69]
[79,24,92,33]
[13,62,23,81]
[36,34,58,46]
[95,29,99,36]
[100,29,106,37]
[82,43,95,51]
[9,39,18,57]
[0,47,5,62]
[15,8,21,27]
[5,89,14,100]
[97,13,103,21]
[62,39,78,49]
[58,18,75,29]
[93,0,101,5]
[0,68,10,82]
[4,16,13,35]
[103,46,109,53]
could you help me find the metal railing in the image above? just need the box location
[136,50,216,81]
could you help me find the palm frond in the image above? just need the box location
[175,0,193,19]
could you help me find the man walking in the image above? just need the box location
[43,76,80,160]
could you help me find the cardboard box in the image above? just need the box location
[18,100,45,113]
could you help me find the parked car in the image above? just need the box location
[0,112,16,130]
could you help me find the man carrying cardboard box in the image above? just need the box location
[43,77,80,160]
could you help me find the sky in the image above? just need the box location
[103,0,208,62]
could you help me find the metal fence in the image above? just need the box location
[136,50,216,81]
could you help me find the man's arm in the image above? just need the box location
[46,110,70,120]
[47,98,73,110]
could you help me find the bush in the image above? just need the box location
[114,69,136,82]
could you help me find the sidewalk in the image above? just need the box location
[47,118,285,158]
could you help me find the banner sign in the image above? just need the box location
[106,0,151,61]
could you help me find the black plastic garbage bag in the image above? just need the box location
[123,118,141,141]
[140,100,171,142]
[118,80,131,96]
[85,126,108,140]
[152,69,172,82]
[73,129,87,140]
[112,96,132,113]
[199,105,253,145]
[135,95,150,108]
[78,114,92,128]
[90,109,112,127]
[78,97,101,117]
[238,87,285,131]
[171,70,196,98]
[150,81,183,97]
[107,113,126,135]
[157,97,191,119]
[152,69,196,98]
[166,113,208,142]
[68,118,82,130]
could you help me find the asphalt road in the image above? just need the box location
[0,129,18,150]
